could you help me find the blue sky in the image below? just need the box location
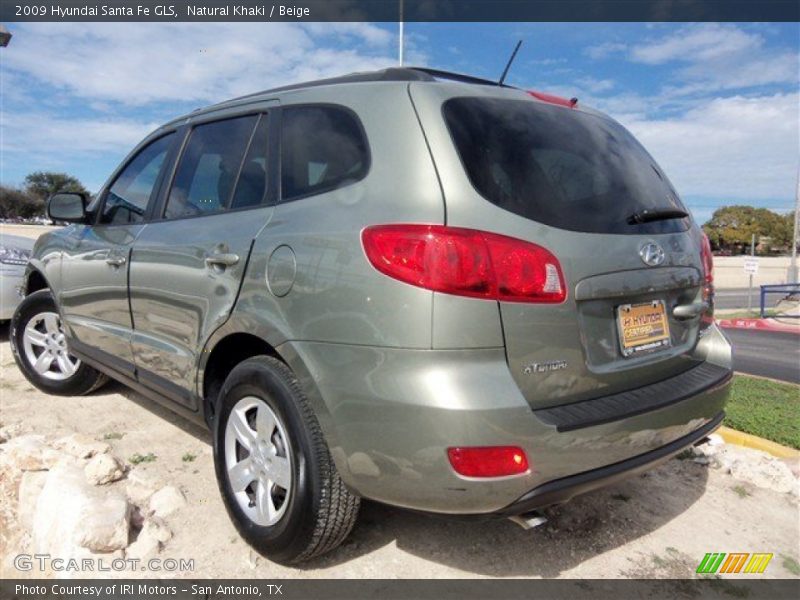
[1,22,798,223]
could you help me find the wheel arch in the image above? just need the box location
[24,266,50,296]
[198,325,350,487]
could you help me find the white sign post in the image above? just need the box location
[744,236,759,312]
[743,257,760,275]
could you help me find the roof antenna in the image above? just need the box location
[498,40,523,86]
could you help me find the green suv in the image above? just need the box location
[12,68,732,563]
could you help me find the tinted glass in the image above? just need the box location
[165,115,257,219]
[281,106,368,200]
[230,115,269,209]
[101,133,174,225]
[444,97,690,234]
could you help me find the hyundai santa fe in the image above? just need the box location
[11,67,732,563]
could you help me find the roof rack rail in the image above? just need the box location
[405,67,514,88]
[221,67,512,107]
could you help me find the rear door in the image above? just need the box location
[413,85,707,409]
[128,110,276,408]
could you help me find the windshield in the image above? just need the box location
[443,97,690,235]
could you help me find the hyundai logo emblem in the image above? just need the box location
[639,242,666,267]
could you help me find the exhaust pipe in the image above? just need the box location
[508,510,548,530]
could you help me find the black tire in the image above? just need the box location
[213,355,360,564]
[10,289,108,396]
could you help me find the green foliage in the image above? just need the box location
[1,171,89,221]
[0,185,44,219]
[129,452,157,465]
[703,205,795,254]
[24,171,88,201]
[724,375,800,449]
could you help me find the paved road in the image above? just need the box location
[725,328,800,384]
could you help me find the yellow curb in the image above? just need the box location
[718,426,800,459]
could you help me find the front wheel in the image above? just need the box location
[10,289,107,396]
[213,355,360,564]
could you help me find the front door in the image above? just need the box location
[59,132,177,375]
[129,112,275,408]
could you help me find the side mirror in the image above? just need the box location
[47,192,88,223]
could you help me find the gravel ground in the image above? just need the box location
[0,324,798,580]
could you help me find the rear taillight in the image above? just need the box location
[700,233,715,324]
[700,234,714,286]
[361,224,566,303]
[447,446,529,478]
[700,233,714,299]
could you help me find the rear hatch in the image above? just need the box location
[437,93,708,410]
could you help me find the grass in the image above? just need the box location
[103,432,124,440]
[781,555,800,576]
[724,375,800,449]
[129,452,157,465]
[731,485,751,498]
[182,452,197,463]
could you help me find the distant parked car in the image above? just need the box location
[0,234,34,320]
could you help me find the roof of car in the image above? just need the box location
[163,68,512,124]
[163,66,592,130]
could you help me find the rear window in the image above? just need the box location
[443,97,690,235]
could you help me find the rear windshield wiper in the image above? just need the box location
[627,208,688,225]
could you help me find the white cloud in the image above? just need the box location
[574,77,615,94]
[619,93,800,201]
[630,23,762,65]
[0,111,161,189]
[585,41,627,60]
[4,23,396,106]
[628,24,798,94]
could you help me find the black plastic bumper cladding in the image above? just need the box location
[500,411,724,516]
[532,362,732,432]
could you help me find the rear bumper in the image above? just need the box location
[498,411,724,516]
[281,323,733,514]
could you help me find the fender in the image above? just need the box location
[196,317,350,486]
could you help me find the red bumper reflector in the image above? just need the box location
[447,446,529,478]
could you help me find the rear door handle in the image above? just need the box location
[205,253,240,268]
[106,256,127,267]
[672,302,708,320]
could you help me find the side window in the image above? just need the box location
[281,106,368,201]
[230,116,269,209]
[101,133,174,225]
[164,115,257,219]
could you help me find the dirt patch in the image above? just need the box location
[0,325,798,579]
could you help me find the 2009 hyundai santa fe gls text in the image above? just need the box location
[11,68,732,564]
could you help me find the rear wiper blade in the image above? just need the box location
[627,208,688,225]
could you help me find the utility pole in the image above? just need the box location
[398,0,404,66]
[789,166,799,283]
[748,234,755,312]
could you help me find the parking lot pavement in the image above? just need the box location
[725,328,800,384]
[1,328,798,579]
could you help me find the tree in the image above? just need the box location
[0,185,44,220]
[702,205,793,254]
[23,171,88,202]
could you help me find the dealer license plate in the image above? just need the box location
[617,300,671,357]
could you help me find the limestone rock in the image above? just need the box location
[0,435,61,471]
[17,471,48,531]
[149,486,186,518]
[32,463,131,559]
[54,434,110,459]
[85,454,125,486]
[127,518,172,561]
